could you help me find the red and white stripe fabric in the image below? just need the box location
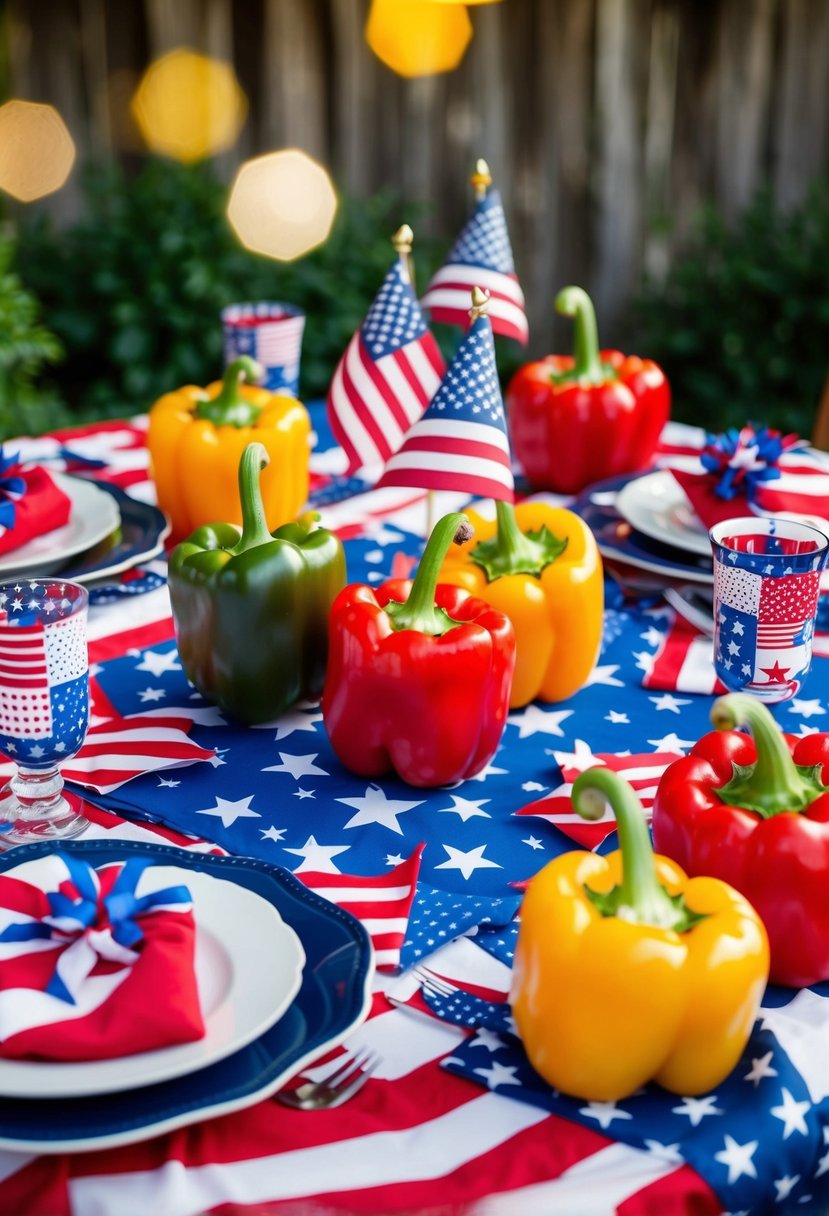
[515,746,682,849]
[643,618,727,695]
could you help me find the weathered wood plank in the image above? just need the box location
[774,0,829,207]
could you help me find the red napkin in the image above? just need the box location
[0,854,205,1061]
[0,463,72,556]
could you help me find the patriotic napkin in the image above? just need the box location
[0,852,205,1061]
[0,451,72,556]
[666,426,829,533]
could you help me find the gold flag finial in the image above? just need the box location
[470,158,492,200]
[392,224,413,255]
[469,285,491,320]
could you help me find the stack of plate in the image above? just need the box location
[0,841,373,1153]
[0,475,170,585]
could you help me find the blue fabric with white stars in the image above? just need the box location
[444,190,516,274]
[361,260,429,358]
[426,316,506,429]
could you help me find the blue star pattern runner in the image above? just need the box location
[421,189,528,344]
[327,258,445,475]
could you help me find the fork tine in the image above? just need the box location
[325,1052,380,1108]
[321,1045,373,1090]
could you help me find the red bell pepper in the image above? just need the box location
[505,286,670,494]
[652,692,829,987]
[322,512,515,788]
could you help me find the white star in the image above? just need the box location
[468,1027,506,1053]
[522,836,544,850]
[260,825,287,843]
[773,1174,800,1202]
[336,784,424,834]
[815,1146,829,1178]
[522,781,546,792]
[437,795,491,822]
[196,794,260,828]
[671,1094,723,1126]
[552,739,601,772]
[796,723,821,737]
[463,761,508,783]
[253,708,323,740]
[649,693,691,714]
[473,1060,522,1090]
[714,1135,758,1185]
[643,1141,683,1164]
[283,834,350,874]
[788,698,825,719]
[28,744,46,759]
[206,747,229,768]
[743,1050,777,1087]
[606,710,630,724]
[138,687,166,703]
[135,649,181,677]
[157,776,180,788]
[54,741,66,753]
[263,752,329,780]
[633,650,655,674]
[579,1101,633,1130]
[435,844,502,881]
[586,664,624,688]
[293,788,316,800]
[385,853,405,866]
[640,626,664,647]
[508,705,573,739]
[769,1087,810,1139]
[647,731,695,752]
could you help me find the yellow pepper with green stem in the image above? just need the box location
[438,500,603,706]
[147,355,310,541]
[510,768,769,1102]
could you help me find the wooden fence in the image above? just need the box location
[6,0,829,351]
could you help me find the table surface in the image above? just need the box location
[1,410,828,1216]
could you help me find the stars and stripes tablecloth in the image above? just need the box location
[3,412,829,1215]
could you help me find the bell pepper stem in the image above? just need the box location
[573,768,688,930]
[385,512,472,635]
[212,357,263,408]
[229,442,274,554]
[711,693,823,816]
[469,501,568,580]
[555,287,605,384]
[194,357,265,427]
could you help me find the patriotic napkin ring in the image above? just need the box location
[0,855,193,1007]
[700,425,803,505]
[0,448,27,536]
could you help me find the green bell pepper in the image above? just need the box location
[168,441,346,724]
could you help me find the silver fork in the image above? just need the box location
[412,965,457,1000]
[275,1047,380,1111]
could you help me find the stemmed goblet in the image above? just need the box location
[0,578,90,846]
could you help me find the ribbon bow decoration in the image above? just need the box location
[0,448,27,534]
[700,425,803,505]
[0,855,193,1006]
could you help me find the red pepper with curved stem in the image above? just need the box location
[322,512,515,788]
[652,692,829,987]
[506,286,670,494]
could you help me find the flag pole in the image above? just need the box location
[394,223,436,539]
[471,157,492,201]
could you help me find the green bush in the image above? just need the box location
[633,185,829,438]
[15,159,443,418]
[0,232,71,440]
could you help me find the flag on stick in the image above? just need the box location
[376,288,514,502]
[421,161,528,345]
[326,257,445,475]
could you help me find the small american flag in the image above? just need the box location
[327,259,445,475]
[376,310,515,502]
[421,190,528,345]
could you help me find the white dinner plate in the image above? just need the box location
[0,862,305,1098]
[0,475,121,579]
[616,470,711,556]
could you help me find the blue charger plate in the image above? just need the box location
[0,840,374,1153]
[62,482,170,584]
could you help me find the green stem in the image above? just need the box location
[573,769,693,931]
[555,286,605,385]
[385,512,472,635]
[228,442,273,554]
[195,356,264,427]
[711,693,825,817]
[470,500,567,580]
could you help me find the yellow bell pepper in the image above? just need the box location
[510,768,769,1102]
[438,500,603,706]
[147,355,310,540]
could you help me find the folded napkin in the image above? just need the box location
[0,853,204,1061]
[669,426,829,533]
[0,450,72,556]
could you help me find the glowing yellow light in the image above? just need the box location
[423,0,503,5]
[131,49,247,163]
[366,0,473,77]
[227,150,338,262]
[0,101,75,202]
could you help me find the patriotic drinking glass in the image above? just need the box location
[221,301,305,397]
[710,517,829,703]
[0,579,90,846]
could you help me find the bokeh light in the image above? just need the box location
[366,0,473,77]
[227,149,338,262]
[0,101,75,202]
[131,48,247,163]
